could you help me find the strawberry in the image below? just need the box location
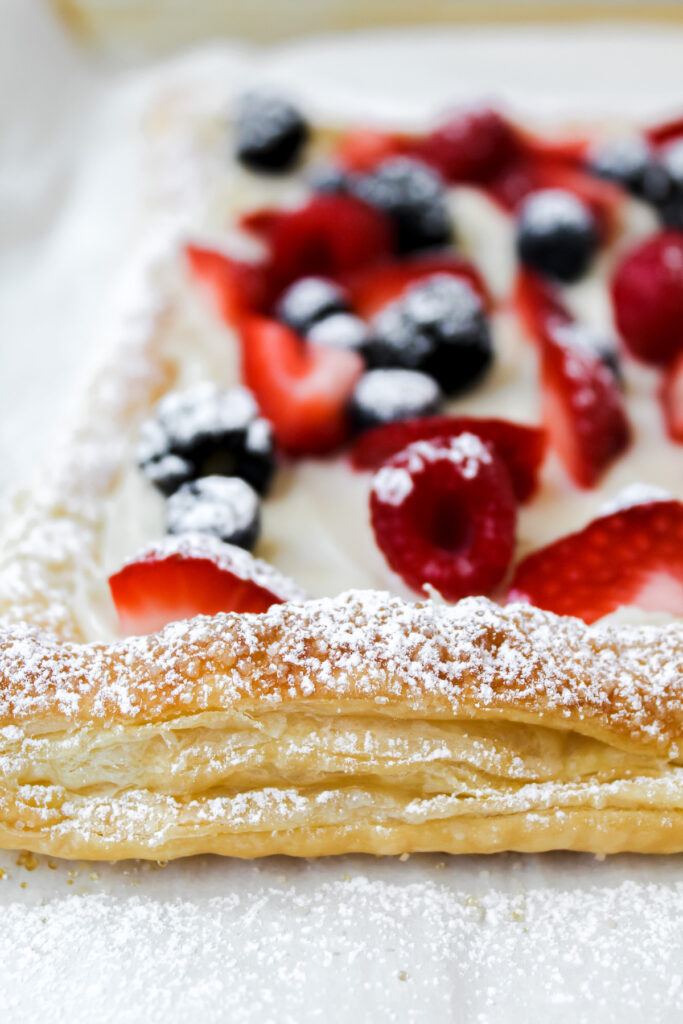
[185,245,270,322]
[267,193,395,291]
[109,534,305,636]
[611,231,683,366]
[513,269,573,346]
[662,349,683,442]
[334,128,408,172]
[508,500,683,624]
[344,254,489,319]
[351,416,545,502]
[414,107,519,184]
[646,115,683,148]
[370,434,517,601]
[240,315,363,456]
[239,207,286,239]
[517,128,589,166]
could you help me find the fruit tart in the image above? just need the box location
[2,78,683,860]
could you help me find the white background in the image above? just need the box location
[2,2,683,1020]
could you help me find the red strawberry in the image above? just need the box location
[239,207,286,239]
[646,115,683,148]
[334,128,408,172]
[109,534,305,636]
[662,349,683,442]
[351,416,545,503]
[370,434,517,601]
[517,128,589,166]
[611,231,683,366]
[513,269,573,347]
[240,315,363,456]
[185,245,270,322]
[414,107,519,184]
[344,254,490,319]
[267,193,395,291]
[508,500,683,624]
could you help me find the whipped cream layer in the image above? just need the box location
[101,181,682,636]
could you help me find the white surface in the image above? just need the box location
[3,2,683,1021]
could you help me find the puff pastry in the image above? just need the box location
[2,69,683,861]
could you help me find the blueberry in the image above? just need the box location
[552,323,623,384]
[275,277,349,334]
[235,92,309,174]
[349,369,444,433]
[138,383,275,497]
[366,274,493,395]
[307,313,370,353]
[587,136,667,201]
[655,140,683,229]
[308,163,352,194]
[351,157,452,253]
[166,476,261,551]
[516,189,598,282]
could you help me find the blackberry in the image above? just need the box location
[307,312,371,354]
[516,189,598,283]
[137,383,275,497]
[235,92,309,174]
[587,136,667,201]
[166,476,261,551]
[655,140,683,230]
[275,277,349,335]
[349,369,443,433]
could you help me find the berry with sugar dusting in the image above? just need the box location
[166,476,261,551]
[275,277,349,334]
[367,274,492,394]
[516,188,598,282]
[235,92,309,173]
[307,313,371,354]
[349,369,443,433]
[370,434,517,600]
[587,136,666,200]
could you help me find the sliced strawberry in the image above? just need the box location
[240,315,363,456]
[267,193,395,292]
[662,350,683,442]
[541,327,630,488]
[513,269,573,347]
[508,500,683,623]
[344,254,490,319]
[370,434,517,601]
[239,207,287,239]
[414,107,520,184]
[109,534,305,636]
[517,128,589,166]
[334,128,408,172]
[611,231,683,366]
[185,245,270,322]
[646,115,683,148]
[351,416,545,502]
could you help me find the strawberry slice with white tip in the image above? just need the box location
[109,533,306,636]
[508,500,683,624]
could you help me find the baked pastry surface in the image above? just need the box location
[2,71,682,861]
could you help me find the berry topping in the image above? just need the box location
[513,268,573,347]
[611,231,683,366]
[166,476,261,551]
[109,533,305,636]
[240,316,364,456]
[655,141,683,230]
[516,189,598,282]
[234,92,309,174]
[308,162,352,194]
[415,107,519,184]
[370,435,517,601]
[587,136,666,200]
[307,313,370,353]
[508,500,683,624]
[137,383,275,497]
[267,194,395,289]
[185,245,270,322]
[334,128,407,172]
[551,321,623,385]
[351,157,452,253]
[351,416,545,502]
[275,277,349,334]
[366,274,492,395]
[345,253,489,319]
[662,349,683,442]
[349,369,443,433]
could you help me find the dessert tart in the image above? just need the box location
[2,72,683,861]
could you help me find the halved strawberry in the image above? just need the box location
[646,115,683,148]
[239,207,287,239]
[240,315,364,456]
[508,500,683,623]
[351,416,545,502]
[662,349,683,442]
[109,534,305,636]
[611,231,683,366]
[517,127,589,166]
[370,434,517,601]
[414,107,520,184]
[185,245,270,322]
[334,128,408,172]
[513,269,573,347]
[344,254,490,319]
[267,193,395,292]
